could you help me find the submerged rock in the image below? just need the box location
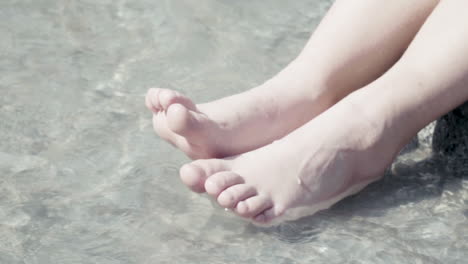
[432,101,468,177]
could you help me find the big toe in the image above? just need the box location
[179,163,207,193]
[166,103,199,135]
[166,104,215,157]
[179,159,228,193]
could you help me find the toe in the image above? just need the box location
[166,103,198,135]
[261,205,286,223]
[191,159,228,175]
[152,112,172,142]
[204,171,244,197]
[152,106,202,159]
[147,88,163,111]
[262,208,276,222]
[166,104,216,158]
[159,89,197,111]
[159,89,178,109]
[217,184,257,208]
[145,92,156,113]
[254,213,267,223]
[152,112,189,149]
[235,195,273,218]
[180,159,228,193]
[179,164,207,193]
[166,103,212,144]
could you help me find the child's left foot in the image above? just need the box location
[180,92,405,224]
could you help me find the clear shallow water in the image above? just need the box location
[1,0,467,263]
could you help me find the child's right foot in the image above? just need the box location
[145,60,338,160]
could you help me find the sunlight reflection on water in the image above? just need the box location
[0,0,466,263]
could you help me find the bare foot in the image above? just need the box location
[179,91,406,224]
[145,60,336,159]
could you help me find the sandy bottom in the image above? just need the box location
[0,0,467,263]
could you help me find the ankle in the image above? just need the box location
[344,84,419,153]
[328,93,398,180]
[269,59,333,101]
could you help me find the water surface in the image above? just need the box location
[1,0,467,263]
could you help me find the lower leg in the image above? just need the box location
[297,0,440,99]
[180,1,468,224]
[146,0,438,159]
[355,0,468,150]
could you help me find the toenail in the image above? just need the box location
[220,190,233,200]
[237,201,247,213]
[205,180,214,187]
[205,180,219,192]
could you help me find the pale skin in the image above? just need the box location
[145,0,468,224]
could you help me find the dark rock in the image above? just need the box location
[432,101,468,177]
